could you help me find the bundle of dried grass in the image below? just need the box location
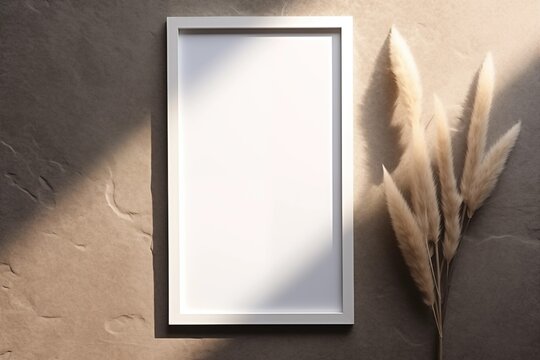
[383,26,521,360]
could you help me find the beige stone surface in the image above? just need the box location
[1,0,539,359]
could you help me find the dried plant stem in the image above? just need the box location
[438,333,443,360]
[425,240,441,298]
[442,206,467,322]
[433,242,444,360]
[431,304,442,336]
[435,245,442,324]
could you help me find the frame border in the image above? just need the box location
[167,16,353,325]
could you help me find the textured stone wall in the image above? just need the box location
[1,1,539,359]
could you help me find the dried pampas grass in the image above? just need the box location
[461,54,494,208]
[383,167,435,306]
[460,53,521,217]
[434,96,462,262]
[383,26,521,360]
[410,120,440,243]
[389,26,423,148]
[465,122,521,217]
[389,26,439,192]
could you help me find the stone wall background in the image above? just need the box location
[1,1,539,359]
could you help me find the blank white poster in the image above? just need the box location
[177,30,342,315]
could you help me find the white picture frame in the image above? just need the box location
[167,16,353,325]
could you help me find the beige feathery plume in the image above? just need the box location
[389,26,423,148]
[465,122,521,217]
[383,167,435,305]
[409,119,440,242]
[434,96,463,261]
[461,54,495,208]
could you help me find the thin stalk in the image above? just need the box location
[443,212,473,322]
[443,261,453,321]
[433,290,442,330]
[435,242,443,360]
[425,240,441,297]
[431,304,442,337]
[435,244,442,322]
[438,333,443,360]
[427,240,442,326]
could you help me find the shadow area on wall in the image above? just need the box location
[0,2,165,255]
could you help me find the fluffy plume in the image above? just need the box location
[461,54,495,206]
[389,26,423,148]
[465,122,521,217]
[409,120,440,242]
[383,167,435,305]
[434,96,463,261]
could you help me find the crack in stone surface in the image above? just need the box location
[1,136,68,211]
[105,168,137,223]
[394,327,425,347]
[43,231,86,250]
[474,234,540,247]
[38,176,54,192]
[0,140,16,155]
[1,139,37,177]
[4,171,56,209]
[37,177,56,209]
[105,168,153,252]
[73,243,87,250]
[47,160,66,172]
[0,261,16,289]
[104,314,146,335]
[39,315,62,319]
[5,173,38,202]
[0,262,18,276]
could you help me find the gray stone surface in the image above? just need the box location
[1,0,539,359]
